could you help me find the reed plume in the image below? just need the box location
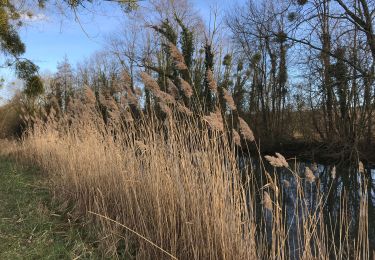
[167,79,179,99]
[141,72,160,92]
[169,43,188,71]
[232,129,241,146]
[223,89,237,110]
[204,109,224,132]
[263,191,273,211]
[158,102,172,117]
[179,77,193,98]
[176,103,193,116]
[206,69,217,93]
[305,166,316,183]
[2,83,370,260]
[238,117,255,142]
[265,153,288,168]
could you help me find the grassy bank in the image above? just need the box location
[0,157,98,259]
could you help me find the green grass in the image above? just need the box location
[0,157,98,259]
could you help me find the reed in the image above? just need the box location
[1,86,371,259]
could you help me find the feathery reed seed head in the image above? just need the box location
[158,91,176,105]
[276,153,288,168]
[125,90,139,105]
[141,72,160,92]
[238,117,254,142]
[167,79,179,98]
[223,89,237,110]
[121,71,132,86]
[206,69,217,93]
[84,86,96,105]
[204,110,224,132]
[169,43,188,70]
[263,191,273,211]
[232,129,241,146]
[176,103,193,116]
[179,77,193,98]
[305,167,316,183]
[265,153,288,168]
[158,102,172,117]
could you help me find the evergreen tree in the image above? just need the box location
[0,1,43,94]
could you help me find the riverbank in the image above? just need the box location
[0,157,98,259]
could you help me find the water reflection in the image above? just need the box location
[239,155,375,259]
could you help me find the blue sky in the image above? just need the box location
[0,0,239,102]
[22,0,233,72]
[18,3,125,73]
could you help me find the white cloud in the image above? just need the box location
[19,13,48,23]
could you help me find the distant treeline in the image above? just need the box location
[2,0,375,162]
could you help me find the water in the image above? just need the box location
[238,155,375,258]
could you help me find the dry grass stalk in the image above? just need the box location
[122,108,134,123]
[14,113,259,259]
[179,78,193,98]
[134,140,148,152]
[168,43,188,71]
[21,113,30,123]
[49,107,56,119]
[263,182,279,195]
[238,117,255,142]
[223,89,237,110]
[331,166,336,179]
[358,161,364,174]
[89,211,178,260]
[3,92,369,259]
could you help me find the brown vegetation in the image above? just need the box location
[1,0,375,258]
[0,88,371,259]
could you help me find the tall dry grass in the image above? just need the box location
[1,88,371,259]
[0,97,24,138]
